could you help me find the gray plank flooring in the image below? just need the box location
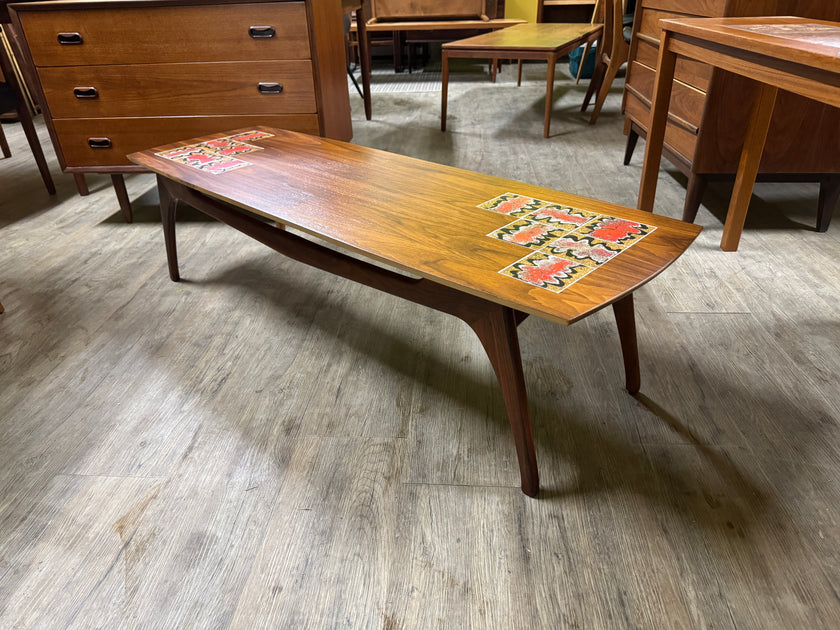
[1,59,839,628]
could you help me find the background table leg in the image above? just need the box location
[544,54,557,138]
[441,51,449,132]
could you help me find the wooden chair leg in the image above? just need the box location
[575,42,593,84]
[16,102,55,194]
[355,2,372,120]
[816,175,840,233]
[581,57,606,112]
[0,298,4,314]
[623,128,639,165]
[588,55,621,124]
[0,121,10,158]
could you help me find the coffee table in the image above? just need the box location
[441,23,603,138]
[129,127,701,497]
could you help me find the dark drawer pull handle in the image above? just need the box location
[249,26,275,38]
[57,32,83,45]
[88,138,112,149]
[258,82,283,94]
[73,87,98,99]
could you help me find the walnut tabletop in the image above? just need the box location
[638,16,840,251]
[129,127,700,497]
[129,127,699,327]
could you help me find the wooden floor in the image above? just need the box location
[2,62,840,628]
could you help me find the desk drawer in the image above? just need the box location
[39,60,316,118]
[18,2,310,66]
[52,114,320,167]
[634,38,711,92]
[639,0,725,18]
[624,90,697,165]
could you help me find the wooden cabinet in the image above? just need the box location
[538,1,597,24]
[622,0,840,221]
[9,0,351,172]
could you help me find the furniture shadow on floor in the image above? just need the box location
[187,253,793,540]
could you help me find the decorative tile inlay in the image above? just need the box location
[499,251,596,293]
[477,193,552,218]
[478,193,658,294]
[156,130,274,174]
[487,219,572,250]
[544,234,622,266]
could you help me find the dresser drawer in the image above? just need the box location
[625,61,705,132]
[634,38,711,92]
[638,8,696,40]
[624,89,697,165]
[52,114,321,167]
[18,2,310,67]
[640,0,725,18]
[39,60,316,118]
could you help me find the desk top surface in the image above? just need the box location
[661,16,840,74]
[441,22,601,52]
[129,128,700,325]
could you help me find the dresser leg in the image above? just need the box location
[73,173,89,196]
[682,173,707,224]
[110,174,133,223]
[816,176,840,233]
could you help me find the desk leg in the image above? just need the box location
[544,53,557,139]
[720,83,778,251]
[637,34,677,213]
[441,50,450,132]
[466,306,538,497]
[157,175,180,282]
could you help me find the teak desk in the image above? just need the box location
[130,127,701,496]
[441,23,602,138]
[637,17,840,251]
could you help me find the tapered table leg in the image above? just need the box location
[612,294,640,394]
[637,33,678,213]
[157,175,180,282]
[466,305,539,497]
[544,53,557,138]
[719,83,778,251]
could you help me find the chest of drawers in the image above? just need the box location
[9,0,351,172]
[622,0,840,224]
